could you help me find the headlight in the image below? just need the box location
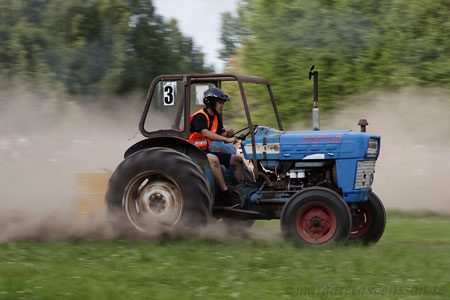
[367,138,378,157]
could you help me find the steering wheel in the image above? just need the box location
[233,125,258,141]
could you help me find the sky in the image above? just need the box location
[153,0,240,72]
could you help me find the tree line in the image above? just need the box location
[0,0,212,96]
[220,0,450,126]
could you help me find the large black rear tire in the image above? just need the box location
[281,187,352,245]
[349,191,386,244]
[106,147,212,233]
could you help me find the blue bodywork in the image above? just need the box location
[241,126,380,204]
[128,127,380,217]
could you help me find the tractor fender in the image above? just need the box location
[124,137,214,192]
[124,136,209,171]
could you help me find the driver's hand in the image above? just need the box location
[226,136,238,144]
[225,129,235,137]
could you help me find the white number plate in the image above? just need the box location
[163,82,177,106]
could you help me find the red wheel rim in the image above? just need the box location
[295,202,337,244]
[350,202,372,239]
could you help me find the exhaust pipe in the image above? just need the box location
[358,119,368,132]
[309,65,319,131]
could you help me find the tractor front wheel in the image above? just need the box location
[281,187,351,245]
[349,192,386,244]
[106,147,212,233]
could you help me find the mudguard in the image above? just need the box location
[124,137,214,192]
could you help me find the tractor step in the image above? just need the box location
[212,205,266,220]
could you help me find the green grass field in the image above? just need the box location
[1,212,449,300]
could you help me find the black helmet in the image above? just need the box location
[203,87,230,107]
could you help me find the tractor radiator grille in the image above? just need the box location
[354,160,376,189]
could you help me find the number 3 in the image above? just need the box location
[163,84,175,106]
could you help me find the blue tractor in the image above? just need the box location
[106,70,386,245]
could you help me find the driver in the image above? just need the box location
[189,87,244,206]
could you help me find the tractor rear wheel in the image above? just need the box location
[106,147,212,233]
[349,192,386,244]
[281,187,351,245]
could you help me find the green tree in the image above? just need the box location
[0,0,52,79]
[221,0,450,126]
[0,0,212,97]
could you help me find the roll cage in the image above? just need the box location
[139,73,284,177]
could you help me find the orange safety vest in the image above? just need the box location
[189,109,218,151]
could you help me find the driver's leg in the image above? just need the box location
[208,152,241,206]
[207,153,227,191]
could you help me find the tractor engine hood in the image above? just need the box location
[242,127,380,161]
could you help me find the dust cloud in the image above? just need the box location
[0,84,449,243]
[0,83,144,242]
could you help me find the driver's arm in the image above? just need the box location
[201,129,237,143]
[221,129,234,137]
